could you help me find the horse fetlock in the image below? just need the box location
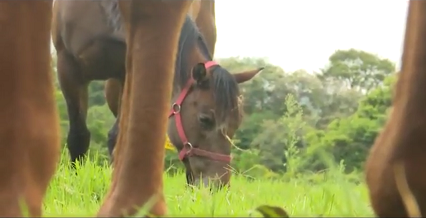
[67,127,91,164]
[107,121,119,159]
[107,133,118,161]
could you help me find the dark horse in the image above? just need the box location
[1,0,207,216]
[52,0,263,187]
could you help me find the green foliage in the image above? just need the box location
[306,73,396,171]
[281,94,307,176]
[88,81,107,107]
[86,104,115,159]
[320,48,395,92]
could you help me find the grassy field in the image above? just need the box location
[43,153,374,217]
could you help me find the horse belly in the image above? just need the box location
[77,39,126,81]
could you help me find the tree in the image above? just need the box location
[218,57,287,151]
[319,49,395,92]
[308,73,396,171]
[218,56,286,114]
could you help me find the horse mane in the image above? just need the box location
[177,16,242,125]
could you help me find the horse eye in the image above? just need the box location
[198,114,215,129]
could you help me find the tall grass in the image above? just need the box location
[42,151,373,217]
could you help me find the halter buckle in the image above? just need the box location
[171,103,181,114]
[184,142,193,149]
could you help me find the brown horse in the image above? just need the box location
[365,1,426,217]
[52,0,262,187]
[0,0,226,216]
[104,0,217,118]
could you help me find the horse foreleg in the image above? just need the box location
[105,78,124,162]
[57,52,91,167]
[97,1,193,217]
[0,1,60,216]
[104,79,122,118]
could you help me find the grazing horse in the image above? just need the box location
[53,0,262,187]
[365,1,426,217]
[52,0,217,162]
[1,0,216,216]
[104,0,217,118]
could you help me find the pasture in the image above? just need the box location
[44,152,373,217]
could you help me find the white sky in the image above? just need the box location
[214,0,408,72]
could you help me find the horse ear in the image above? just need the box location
[233,67,264,84]
[192,63,209,83]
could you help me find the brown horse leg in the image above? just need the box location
[0,1,59,216]
[98,68,130,216]
[105,79,123,161]
[195,0,216,55]
[97,1,193,216]
[57,51,90,166]
[105,79,122,118]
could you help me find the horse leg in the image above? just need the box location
[57,51,90,166]
[97,1,193,217]
[0,1,59,216]
[195,0,217,56]
[105,78,123,161]
[105,78,122,118]
[107,116,120,162]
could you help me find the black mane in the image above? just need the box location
[176,16,242,125]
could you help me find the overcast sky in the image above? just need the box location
[214,0,408,72]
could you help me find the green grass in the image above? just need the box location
[42,153,374,217]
